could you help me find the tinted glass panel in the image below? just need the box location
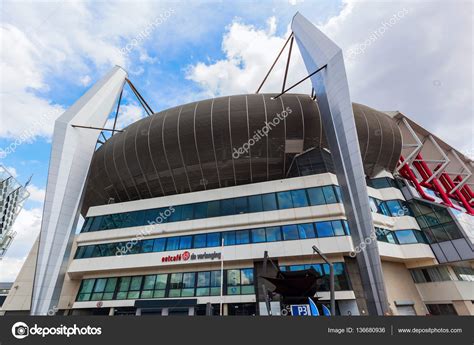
[316,221,334,237]
[307,187,325,206]
[207,232,221,247]
[277,191,293,209]
[153,238,166,252]
[265,227,282,242]
[298,223,316,239]
[322,186,337,204]
[262,193,277,211]
[236,230,250,244]
[166,237,179,251]
[251,228,266,243]
[282,225,299,240]
[291,190,309,207]
[179,236,192,249]
[193,234,207,248]
[248,195,263,213]
[234,197,248,214]
[222,231,236,246]
[221,199,235,216]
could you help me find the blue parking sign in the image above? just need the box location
[290,304,311,316]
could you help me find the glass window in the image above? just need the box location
[75,246,85,259]
[307,187,325,206]
[141,239,154,253]
[181,204,194,220]
[291,189,309,207]
[194,203,208,219]
[332,220,345,236]
[282,225,299,240]
[386,200,404,217]
[262,193,277,211]
[82,217,93,232]
[153,238,166,252]
[142,275,156,290]
[442,222,463,240]
[181,273,195,297]
[430,224,450,242]
[169,205,182,222]
[234,197,248,214]
[222,231,236,246]
[207,200,220,218]
[193,234,207,248]
[369,198,379,213]
[248,195,263,213]
[221,199,235,216]
[236,230,250,245]
[251,228,266,243]
[179,236,192,249]
[277,191,293,209]
[103,278,117,300]
[342,221,350,235]
[207,232,221,247]
[130,276,142,290]
[155,274,167,289]
[322,186,337,204]
[316,221,334,237]
[395,230,418,244]
[334,186,343,203]
[265,226,282,242]
[241,268,254,285]
[166,237,179,251]
[298,223,316,239]
[169,273,183,289]
[197,271,210,287]
[91,216,104,231]
[169,273,183,297]
[116,277,131,300]
[227,270,240,287]
[79,279,95,293]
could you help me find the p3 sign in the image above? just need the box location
[290,304,311,316]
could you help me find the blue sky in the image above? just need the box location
[0,0,472,280]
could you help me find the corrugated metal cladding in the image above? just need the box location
[82,94,402,214]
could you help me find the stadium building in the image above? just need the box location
[1,13,473,317]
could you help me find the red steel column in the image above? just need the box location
[414,154,454,207]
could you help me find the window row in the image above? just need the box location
[366,177,399,190]
[81,185,343,232]
[369,197,414,217]
[375,228,427,245]
[279,262,350,291]
[76,268,254,302]
[74,220,351,259]
[408,200,464,244]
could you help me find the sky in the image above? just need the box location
[0,0,472,281]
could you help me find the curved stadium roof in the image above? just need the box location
[82,93,402,214]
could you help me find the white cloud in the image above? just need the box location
[79,75,92,87]
[186,17,311,97]
[26,184,46,203]
[186,1,473,154]
[0,207,42,281]
[3,166,18,178]
[0,1,171,141]
[105,102,146,131]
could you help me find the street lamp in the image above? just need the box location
[312,245,335,316]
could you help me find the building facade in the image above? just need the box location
[2,93,473,316]
[0,165,29,259]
